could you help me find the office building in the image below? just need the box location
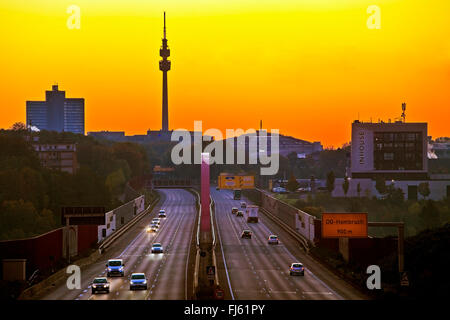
[26,85,85,135]
[331,119,450,200]
[350,121,428,180]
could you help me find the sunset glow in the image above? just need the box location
[1,0,449,147]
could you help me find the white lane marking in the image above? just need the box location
[252,205,344,300]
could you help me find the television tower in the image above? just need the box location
[159,12,171,132]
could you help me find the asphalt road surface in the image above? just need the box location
[211,188,368,300]
[38,189,196,300]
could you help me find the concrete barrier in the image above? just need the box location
[19,248,101,300]
[99,193,160,253]
[18,192,161,300]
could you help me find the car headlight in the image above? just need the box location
[108,267,112,271]
[119,266,123,270]
[92,284,97,288]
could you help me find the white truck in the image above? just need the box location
[246,205,259,223]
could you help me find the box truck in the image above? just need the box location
[246,205,259,223]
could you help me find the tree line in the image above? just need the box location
[0,126,150,240]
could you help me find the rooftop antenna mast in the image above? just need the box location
[401,102,406,123]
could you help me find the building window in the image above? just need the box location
[374,131,423,170]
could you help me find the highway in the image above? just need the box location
[38,189,196,300]
[212,188,368,300]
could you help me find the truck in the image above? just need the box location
[233,189,241,200]
[246,205,259,223]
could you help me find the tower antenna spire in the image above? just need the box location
[164,11,166,39]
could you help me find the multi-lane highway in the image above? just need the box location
[34,187,367,300]
[212,188,367,300]
[38,189,196,300]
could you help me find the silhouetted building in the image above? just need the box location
[32,143,78,174]
[87,131,126,142]
[26,85,85,134]
[224,130,323,158]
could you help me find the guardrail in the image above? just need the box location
[210,196,220,286]
[189,189,201,297]
[27,269,40,287]
[98,192,161,253]
[250,188,311,252]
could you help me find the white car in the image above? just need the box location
[268,235,279,245]
[151,243,164,254]
[129,273,147,290]
[158,209,166,218]
[146,223,158,233]
[272,187,286,193]
[152,218,161,225]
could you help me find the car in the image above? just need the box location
[236,211,244,217]
[106,259,125,277]
[289,262,305,276]
[147,223,158,233]
[158,209,166,218]
[91,277,110,294]
[272,186,288,194]
[241,230,252,239]
[231,207,238,214]
[151,243,164,253]
[216,186,220,190]
[240,202,247,209]
[268,235,279,245]
[129,273,147,290]
[152,218,161,225]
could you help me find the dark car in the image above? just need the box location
[290,263,305,276]
[241,230,252,239]
[91,277,110,294]
[236,211,244,217]
[241,202,247,209]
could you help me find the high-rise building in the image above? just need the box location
[26,85,85,135]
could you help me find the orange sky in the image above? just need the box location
[1,0,449,148]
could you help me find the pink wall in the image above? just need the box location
[200,153,211,232]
